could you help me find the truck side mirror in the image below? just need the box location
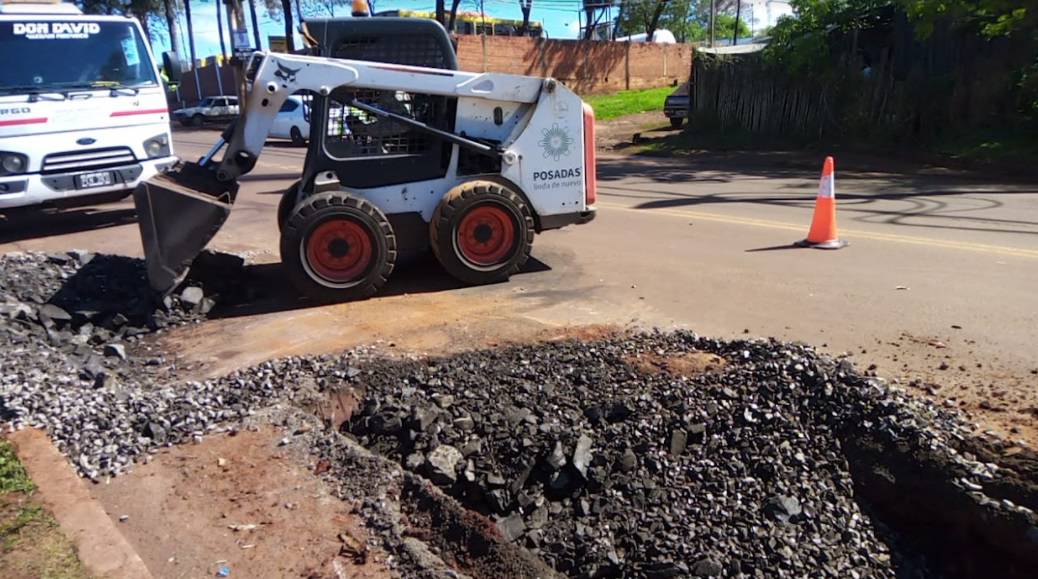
[163,51,183,83]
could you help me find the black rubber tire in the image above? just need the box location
[290,126,305,146]
[430,180,533,286]
[280,192,396,302]
[670,117,684,128]
[277,180,303,232]
[191,114,204,127]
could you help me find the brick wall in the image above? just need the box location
[455,36,693,94]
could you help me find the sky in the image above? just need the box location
[152,0,793,61]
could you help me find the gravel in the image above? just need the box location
[1,251,1036,578]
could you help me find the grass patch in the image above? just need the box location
[0,441,34,494]
[0,440,90,579]
[585,86,674,121]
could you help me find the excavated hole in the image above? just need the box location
[332,338,1038,578]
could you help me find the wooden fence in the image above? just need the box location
[691,14,1036,141]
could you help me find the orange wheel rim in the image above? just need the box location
[457,204,516,267]
[305,218,373,283]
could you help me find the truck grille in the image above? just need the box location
[41,147,137,174]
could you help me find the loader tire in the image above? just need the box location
[280,192,396,302]
[277,181,303,232]
[430,180,533,286]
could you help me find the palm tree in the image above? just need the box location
[162,0,184,60]
[279,0,296,52]
[247,0,263,50]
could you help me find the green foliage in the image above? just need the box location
[585,86,673,120]
[690,13,751,42]
[901,0,1036,38]
[0,441,34,495]
[615,1,750,43]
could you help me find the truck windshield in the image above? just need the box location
[0,20,156,93]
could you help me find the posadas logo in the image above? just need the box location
[538,124,573,161]
[12,22,101,40]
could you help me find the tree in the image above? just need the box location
[518,0,532,36]
[447,0,463,32]
[263,0,298,51]
[248,0,262,49]
[161,0,184,61]
[79,0,164,42]
[184,0,197,67]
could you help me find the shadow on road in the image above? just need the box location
[0,207,137,244]
[598,152,1038,237]
[208,254,552,320]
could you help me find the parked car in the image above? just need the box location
[173,96,239,127]
[269,95,310,145]
[664,82,690,128]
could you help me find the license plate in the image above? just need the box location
[76,171,114,189]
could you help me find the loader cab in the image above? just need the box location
[300,18,459,190]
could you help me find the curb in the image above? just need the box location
[7,428,154,579]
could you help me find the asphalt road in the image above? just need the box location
[2,128,1036,442]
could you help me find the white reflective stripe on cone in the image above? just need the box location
[818,173,835,198]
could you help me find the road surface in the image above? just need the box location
[2,128,1035,444]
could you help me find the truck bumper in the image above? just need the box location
[0,156,177,210]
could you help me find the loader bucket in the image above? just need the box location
[133,162,239,293]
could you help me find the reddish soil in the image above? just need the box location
[88,427,390,579]
[625,350,728,377]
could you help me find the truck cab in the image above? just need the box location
[0,0,175,209]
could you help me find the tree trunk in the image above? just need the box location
[612,1,623,40]
[184,0,197,66]
[248,0,262,49]
[216,0,227,59]
[447,0,462,32]
[435,0,445,25]
[646,0,666,40]
[518,0,531,36]
[162,0,184,60]
[280,0,296,52]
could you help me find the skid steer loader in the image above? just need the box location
[135,18,596,301]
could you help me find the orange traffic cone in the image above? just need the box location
[796,156,847,249]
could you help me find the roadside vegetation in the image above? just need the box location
[585,86,674,121]
[0,440,89,579]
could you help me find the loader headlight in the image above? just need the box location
[0,153,27,175]
[143,134,171,158]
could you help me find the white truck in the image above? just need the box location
[0,0,175,210]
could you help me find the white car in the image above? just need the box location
[269,95,309,144]
[173,95,239,127]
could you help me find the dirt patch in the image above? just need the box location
[624,350,727,376]
[595,112,679,153]
[89,427,389,579]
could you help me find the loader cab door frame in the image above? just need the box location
[299,18,459,191]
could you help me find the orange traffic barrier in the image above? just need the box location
[796,156,847,249]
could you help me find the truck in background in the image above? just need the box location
[0,0,175,210]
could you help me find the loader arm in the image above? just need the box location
[214,52,544,184]
[134,51,551,292]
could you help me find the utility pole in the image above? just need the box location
[733,1,741,46]
[709,0,716,47]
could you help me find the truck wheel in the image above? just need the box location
[670,117,683,128]
[191,114,204,127]
[430,180,533,285]
[280,192,396,302]
[290,126,305,146]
